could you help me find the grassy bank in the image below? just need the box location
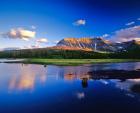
[25,59,140,66]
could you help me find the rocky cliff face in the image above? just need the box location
[57,37,140,52]
[57,37,116,52]
[112,40,140,52]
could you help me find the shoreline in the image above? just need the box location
[23,59,140,66]
[1,59,140,66]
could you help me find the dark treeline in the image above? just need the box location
[110,45,140,59]
[0,48,109,59]
[0,48,140,59]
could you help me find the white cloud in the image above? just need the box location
[23,45,41,49]
[125,21,135,26]
[22,38,30,41]
[111,25,140,42]
[53,40,59,44]
[102,34,109,38]
[137,18,140,21]
[29,38,48,49]
[31,25,36,29]
[37,38,48,43]
[2,28,36,41]
[19,29,35,38]
[73,19,86,26]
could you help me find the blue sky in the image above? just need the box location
[0,0,140,48]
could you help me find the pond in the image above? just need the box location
[0,61,140,113]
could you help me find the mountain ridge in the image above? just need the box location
[57,37,140,52]
[57,37,116,52]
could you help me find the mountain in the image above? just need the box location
[57,37,116,52]
[1,38,140,54]
[57,37,140,52]
[113,40,140,52]
[1,38,140,59]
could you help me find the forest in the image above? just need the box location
[0,47,140,59]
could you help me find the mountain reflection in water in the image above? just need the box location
[0,62,140,113]
[0,62,139,93]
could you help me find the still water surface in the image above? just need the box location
[0,61,140,113]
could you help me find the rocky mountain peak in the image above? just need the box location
[57,37,116,52]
